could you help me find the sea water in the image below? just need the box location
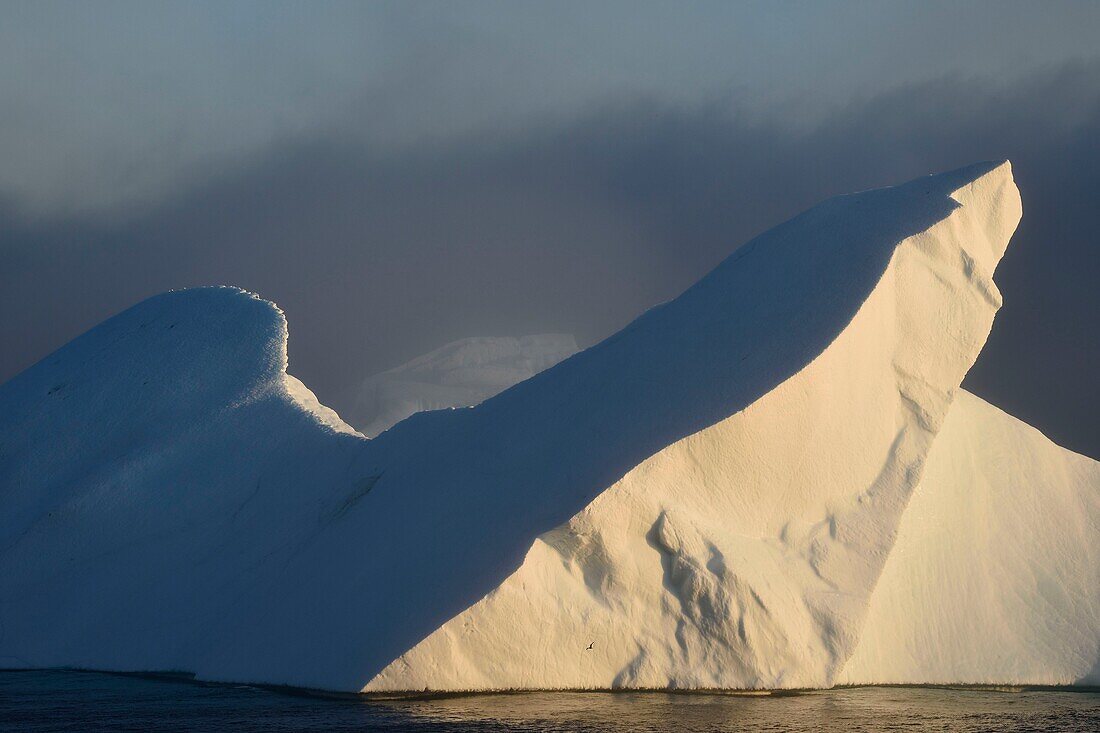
[1,670,1097,732]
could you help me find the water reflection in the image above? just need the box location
[388,687,1100,732]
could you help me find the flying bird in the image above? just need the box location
[586,642,594,651]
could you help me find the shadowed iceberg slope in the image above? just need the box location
[4,161,1091,692]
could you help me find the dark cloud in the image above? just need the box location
[2,62,1098,457]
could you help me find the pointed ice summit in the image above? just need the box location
[1,161,1096,692]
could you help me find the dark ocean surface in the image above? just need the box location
[1,670,1097,732]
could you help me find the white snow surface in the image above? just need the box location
[1,161,1094,692]
[346,334,579,437]
[838,389,1100,686]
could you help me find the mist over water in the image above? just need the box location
[2,671,1098,733]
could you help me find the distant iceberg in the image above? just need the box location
[346,334,579,437]
[1,161,1096,692]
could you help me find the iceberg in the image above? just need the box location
[1,161,1095,692]
[346,334,579,437]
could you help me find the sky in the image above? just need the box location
[1,1,1098,456]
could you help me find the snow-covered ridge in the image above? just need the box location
[261,291,361,436]
[1,161,1096,692]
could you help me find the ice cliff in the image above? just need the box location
[1,161,1096,692]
